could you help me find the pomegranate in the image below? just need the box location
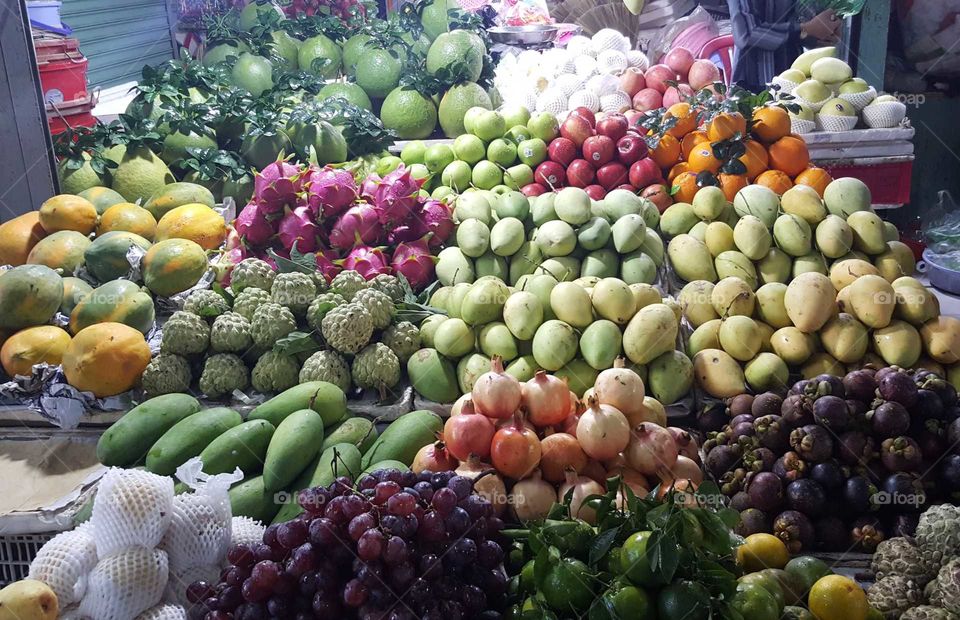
[559,469,604,524]
[625,423,678,476]
[411,440,457,473]
[668,427,701,464]
[443,400,495,460]
[472,356,522,419]
[509,470,557,522]
[577,395,631,460]
[539,430,588,483]
[490,413,542,479]
[522,371,570,428]
[594,358,645,419]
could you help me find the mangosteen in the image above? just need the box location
[911,420,947,462]
[845,399,869,426]
[752,393,783,418]
[874,366,901,383]
[728,393,755,418]
[789,425,835,463]
[940,454,960,499]
[868,401,911,438]
[744,447,777,474]
[809,461,844,492]
[730,491,752,512]
[843,369,877,402]
[850,516,885,552]
[773,452,808,482]
[773,510,816,553]
[788,379,811,397]
[808,374,846,399]
[843,475,878,517]
[730,414,755,428]
[915,388,946,421]
[720,469,748,495]
[812,395,853,433]
[917,373,959,409]
[815,516,848,551]
[950,419,960,454]
[890,513,920,538]
[880,436,923,472]
[747,471,784,513]
[781,394,815,428]
[786,479,827,517]
[880,472,927,513]
[878,371,919,407]
[838,431,876,466]
[754,415,790,452]
[704,444,741,479]
[736,509,771,537]
[698,402,729,433]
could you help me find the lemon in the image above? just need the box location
[808,575,868,620]
[737,533,790,572]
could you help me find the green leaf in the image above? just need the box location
[589,526,621,567]
[646,529,681,583]
[274,331,322,356]
[267,248,315,275]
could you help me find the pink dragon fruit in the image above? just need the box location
[418,200,455,247]
[235,202,277,247]
[341,246,392,280]
[372,166,423,225]
[386,220,428,245]
[328,203,381,250]
[277,206,321,253]
[305,165,358,219]
[315,249,341,284]
[359,174,381,202]
[253,159,305,213]
[391,237,436,291]
[216,245,249,286]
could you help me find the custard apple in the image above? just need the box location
[306,293,347,333]
[873,538,933,585]
[321,303,374,354]
[141,354,191,397]
[382,321,421,362]
[183,289,230,320]
[330,270,367,301]
[931,559,960,615]
[868,576,924,619]
[230,258,276,293]
[251,351,300,393]
[299,350,351,393]
[369,274,405,303]
[210,312,253,353]
[250,303,297,350]
[352,343,400,392]
[901,606,955,620]
[232,287,270,322]
[199,353,249,398]
[917,504,960,575]
[161,311,210,356]
[271,272,316,315]
[352,288,395,329]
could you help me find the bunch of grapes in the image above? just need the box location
[186,469,508,620]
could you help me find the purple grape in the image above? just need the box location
[267,596,292,616]
[358,475,377,490]
[419,510,446,541]
[218,585,243,610]
[388,492,416,516]
[357,529,385,561]
[343,578,368,607]
[227,544,256,568]
[262,524,280,547]
[241,578,270,603]
[432,487,457,515]
[447,476,473,499]
[251,543,274,563]
[414,481,434,502]
[312,594,341,618]
[298,571,318,596]
[309,518,339,546]
[445,507,470,537]
[348,512,377,541]
[389,561,417,589]
[477,540,504,569]
[187,581,214,605]
[285,543,317,576]
[383,536,409,565]
[250,561,281,590]
[277,519,309,550]
[374,481,402,505]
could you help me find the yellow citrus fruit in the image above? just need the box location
[737,533,789,572]
[808,575,869,620]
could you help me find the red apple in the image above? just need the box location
[617,134,649,167]
[521,182,548,197]
[665,47,695,75]
[535,161,567,189]
[596,114,629,142]
[632,88,663,113]
[619,67,646,97]
[566,159,596,188]
[644,64,678,94]
[596,162,629,191]
[560,115,594,148]
[548,137,578,167]
[584,185,607,200]
[569,106,596,127]
[582,135,616,167]
[628,157,661,188]
[616,184,635,192]
[624,109,643,127]
[641,183,672,212]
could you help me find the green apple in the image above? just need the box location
[463,106,489,135]
[794,79,831,103]
[491,184,512,196]
[400,140,427,165]
[516,138,547,167]
[376,155,403,176]
[497,190,531,220]
[432,185,456,201]
[473,110,507,142]
[819,98,857,117]
[527,111,559,142]
[424,143,456,174]
[487,138,517,167]
[838,77,870,94]
[408,163,431,182]
[789,103,815,122]
[501,105,531,128]
[779,68,807,83]
[453,134,486,165]
[442,160,473,191]
[504,125,533,145]
[504,163,534,189]
[472,160,503,190]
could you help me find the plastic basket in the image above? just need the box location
[0,533,55,586]
[820,159,914,205]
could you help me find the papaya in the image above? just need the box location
[361,409,443,469]
[69,280,155,335]
[38,194,98,235]
[26,230,91,274]
[198,419,275,476]
[0,264,64,330]
[271,442,363,523]
[141,238,209,297]
[84,231,152,283]
[97,393,202,466]
[97,203,157,240]
[0,212,46,266]
[78,186,126,214]
[155,203,226,250]
[60,277,93,316]
[146,407,243,476]
[229,475,281,523]
[321,417,378,452]
[0,325,71,377]
[62,322,151,397]
[142,182,216,221]
[248,381,348,428]
[263,409,326,492]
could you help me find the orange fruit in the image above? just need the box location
[651,134,681,169]
[668,162,691,182]
[671,171,700,204]
[739,139,769,181]
[755,170,794,195]
[718,174,749,202]
[681,130,709,161]
[687,143,723,174]
[707,112,747,142]
[665,102,698,138]
[752,106,791,144]
[794,166,834,197]
[768,136,810,177]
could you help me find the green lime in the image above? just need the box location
[376,156,402,177]
[519,559,535,594]
[760,568,805,606]
[424,144,456,174]
[589,583,654,620]
[781,605,816,620]
[621,531,662,586]
[540,558,595,613]
[401,141,428,166]
[784,556,832,595]
[657,580,711,620]
[380,87,438,140]
[731,582,781,620]
[605,546,624,575]
[739,572,785,610]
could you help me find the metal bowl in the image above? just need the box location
[488,25,559,45]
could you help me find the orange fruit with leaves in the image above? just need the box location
[752,106,791,144]
[707,111,747,142]
[718,174,749,202]
[687,143,723,174]
[768,136,810,176]
[672,171,700,203]
[755,170,794,195]
[665,102,698,138]
[738,139,769,180]
[668,162,691,182]
[681,130,709,161]
[651,134,681,169]
[794,167,834,197]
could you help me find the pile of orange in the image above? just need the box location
[653,102,833,203]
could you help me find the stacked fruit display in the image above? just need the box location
[622,47,723,115]
[702,367,960,554]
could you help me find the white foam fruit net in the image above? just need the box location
[136,604,188,620]
[79,547,169,620]
[28,521,98,606]
[164,564,221,607]
[231,516,266,547]
[91,468,175,558]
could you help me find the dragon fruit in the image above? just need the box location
[341,246,392,280]
[391,237,436,291]
[328,203,381,250]
[254,159,304,213]
[315,249,341,284]
[305,165,358,219]
[216,245,249,286]
[236,202,277,247]
[386,220,428,245]
[372,166,423,225]
[278,205,321,252]
[360,174,381,202]
[418,200,455,247]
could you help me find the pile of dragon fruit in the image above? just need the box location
[231,160,453,291]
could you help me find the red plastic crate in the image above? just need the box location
[47,93,97,135]
[34,35,88,105]
[820,160,913,206]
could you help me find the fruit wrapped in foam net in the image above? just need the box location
[230,516,266,547]
[78,547,169,620]
[28,521,97,606]
[91,468,174,558]
[135,604,188,620]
